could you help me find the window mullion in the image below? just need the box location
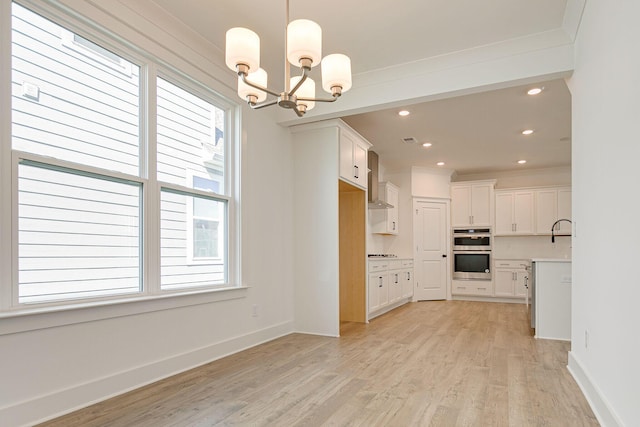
[143,63,160,295]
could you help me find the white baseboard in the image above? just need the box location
[368,297,412,321]
[567,351,623,427]
[2,320,294,427]
[452,295,527,304]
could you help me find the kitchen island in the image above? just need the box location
[532,259,571,341]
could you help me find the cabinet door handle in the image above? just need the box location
[354,165,359,179]
[513,272,516,281]
[469,215,472,224]
[471,215,474,224]
[394,273,399,284]
[379,276,383,287]
[407,272,411,280]
[392,221,396,231]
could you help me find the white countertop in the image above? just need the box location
[531,258,572,263]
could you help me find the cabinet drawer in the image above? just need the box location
[452,281,493,296]
[494,259,530,269]
[387,260,403,270]
[401,259,413,268]
[368,261,389,272]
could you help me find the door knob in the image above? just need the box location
[442,254,447,258]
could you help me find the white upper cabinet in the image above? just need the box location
[339,128,369,189]
[535,187,572,235]
[450,180,495,227]
[371,181,399,235]
[494,190,534,235]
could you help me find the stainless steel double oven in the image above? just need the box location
[452,228,492,280]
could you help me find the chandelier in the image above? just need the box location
[225,0,352,117]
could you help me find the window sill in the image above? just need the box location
[0,286,249,336]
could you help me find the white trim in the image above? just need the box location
[0,286,249,335]
[143,62,160,295]
[451,295,526,304]
[368,298,412,321]
[567,351,624,427]
[0,0,12,311]
[1,319,293,427]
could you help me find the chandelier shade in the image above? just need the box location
[287,19,322,67]
[321,54,352,94]
[238,68,268,103]
[225,27,260,72]
[225,0,352,117]
[290,76,315,111]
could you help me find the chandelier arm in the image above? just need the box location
[288,66,310,96]
[297,94,340,103]
[250,99,279,109]
[239,72,281,97]
[293,107,304,117]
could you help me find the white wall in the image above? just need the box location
[411,166,453,199]
[291,125,340,337]
[0,1,295,425]
[567,1,640,426]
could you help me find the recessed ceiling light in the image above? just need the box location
[398,110,410,117]
[422,142,432,148]
[518,160,527,164]
[527,87,543,95]
[522,129,534,135]
[436,162,445,166]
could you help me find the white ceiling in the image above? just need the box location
[151,0,574,175]
[342,79,571,175]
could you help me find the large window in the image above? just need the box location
[2,2,236,310]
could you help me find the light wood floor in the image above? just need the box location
[39,301,599,426]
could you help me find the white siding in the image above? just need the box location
[11,3,139,175]
[18,163,141,303]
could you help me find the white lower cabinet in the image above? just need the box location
[493,259,530,299]
[451,279,493,296]
[401,260,414,299]
[369,259,413,318]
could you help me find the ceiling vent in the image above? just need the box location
[401,136,418,144]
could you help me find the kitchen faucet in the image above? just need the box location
[551,218,572,243]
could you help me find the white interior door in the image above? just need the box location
[414,199,449,300]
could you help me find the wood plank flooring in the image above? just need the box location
[39,301,599,426]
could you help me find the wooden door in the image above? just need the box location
[414,199,448,300]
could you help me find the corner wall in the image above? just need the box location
[568,1,640,425]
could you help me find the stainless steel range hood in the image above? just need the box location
[368,151,394,209]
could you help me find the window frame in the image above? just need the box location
[0,0,242,320]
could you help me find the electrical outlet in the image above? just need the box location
[251,304,259,317]
[585,330,589,349]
